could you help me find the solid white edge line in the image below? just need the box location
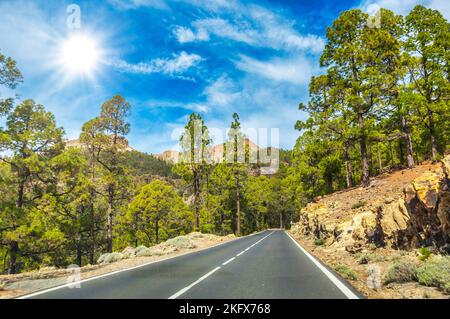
[222,257,236,266]
[17,230,271,299]
[236,251,245,256]
[285,231,359,299]
[168,266,221,299]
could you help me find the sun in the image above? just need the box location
[59,34,100,75]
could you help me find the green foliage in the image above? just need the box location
[314,238,325,246]
[351,200,367,210]
[292,4,450,204]
[415,256,450,293]
[335,264,358,280]
[123,180,193,247]
[418,247,432,261]
[383,261,417,284]
[356,252,385,264]
[122,151,172,177]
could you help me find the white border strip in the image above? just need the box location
[17,230,270,299]
[285,231,360,299]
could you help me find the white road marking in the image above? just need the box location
[222,257,235,265]
[17,231,269,299]
[169,230,274,299]
[285,231,360,299]
[168,266,221,299]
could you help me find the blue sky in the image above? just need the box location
[0,0,449,153]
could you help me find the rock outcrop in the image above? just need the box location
[292,155,450,253]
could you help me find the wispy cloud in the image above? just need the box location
[234,55,316,85]
[360,0,450,19]
[107,51,202,75]
[172,3,324,53]
[108,0,169,10]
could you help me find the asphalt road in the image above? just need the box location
[23,230,361,299]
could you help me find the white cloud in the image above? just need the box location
[146,100,209,113]
[108,51,202,75]
[234,55,315,85]
[360,0,450,19]
[172,3,324,53]
[108,0,169,10]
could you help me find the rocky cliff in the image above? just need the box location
[292,155,450,254]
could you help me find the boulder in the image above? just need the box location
[412,169,444,211]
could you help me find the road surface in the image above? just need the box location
[22,230,361,299]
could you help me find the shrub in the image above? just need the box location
[335,265,358,280]
[383,261,417,284]
[98,252,124,264]
[418,247,432,261]
[135,248,153,257]
[165,236,196,249]
[134,245,148,254]
[314,238,325,246]
[356,253,385,264]
[121,247,136,259]
[351,200,367,210]
[415,256,450,293]
[200,224,214,234]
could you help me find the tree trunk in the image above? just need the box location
[377,144,382,172]
[326,176,333,194]
[358,112,370,187]
[8,241,19,274]
[401,115,415,168]
[9,180,25,274]
[193,170,200,230]
[76,241,82,267]
[279,213,283,229]
[106,187,114,253]
[155,217,159,244]
[236,173,241,236]
[343,142,354,188]
[89,158,95,264]
[428,110,438,160]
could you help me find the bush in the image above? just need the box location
[200,224,214,234]
[351,200,367,209]
[121,247,136,258]
[383,261,417,284]
[314,238,325,246]
[97,252,124,264]
[135,244,178,257]
[356,253,385,264]
[134,245,148,254]
[335,265,357,280]
[165,236,196,249]
[415,256,450,293]
[135,248,153,257]
[418,247,432,261]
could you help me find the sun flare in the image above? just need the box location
[59,34,100,75]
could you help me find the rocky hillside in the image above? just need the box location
[290,155,450,298]
[295,155,450,252]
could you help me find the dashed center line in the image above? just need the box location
[168,230,274,299]
[222,257,235,265]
